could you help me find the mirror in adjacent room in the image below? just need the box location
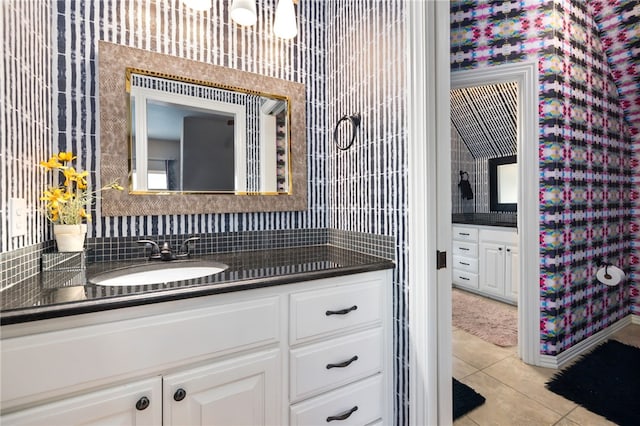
[98,41,306,216]
[128,69,290,194]
[489,155,517,212]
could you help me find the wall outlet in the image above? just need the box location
[9,198,27,238]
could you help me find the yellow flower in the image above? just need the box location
[38,151,122,225]
[39,156,62,170]
[57,151,76,163]
[79,208,92,222]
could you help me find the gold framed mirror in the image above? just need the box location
[98,41,306,216]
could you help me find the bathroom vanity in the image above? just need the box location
[0,247,393,425]
[452,221,519,304]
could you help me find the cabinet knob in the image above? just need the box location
[506,248,511,252]
[326,405,358,422]
[135,396,150,411]
[173,388,187,402]
[498,247,503,251]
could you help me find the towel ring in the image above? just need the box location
[334,113,361,151]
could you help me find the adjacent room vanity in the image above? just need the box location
[0,248,393,426]
[452,221,519,304]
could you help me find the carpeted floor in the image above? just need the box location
[452,288,517,347]
[453,377,485,420]
[546,340,640,426]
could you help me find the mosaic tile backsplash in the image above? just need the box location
[451,0,636,356]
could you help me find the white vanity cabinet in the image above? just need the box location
[453,224,518,304]
[0,270,392,425]
[0,377,163,426]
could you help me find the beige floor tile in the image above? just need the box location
[564,406,618,426]
[610,323,640,347]
[452,328,516,370]
[552,416,580,426]
[453,355,479,380]
[453,414,479,426]
[483,356,577,416]
[460,371,563,425]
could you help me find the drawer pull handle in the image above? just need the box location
[459,262,470,266]
[326,355,359,369]
[460,247,470,251]
[173,388,186,402]
[459,232,470,236]
[326,406,358,422]
[135,396,150,411]
[326,305,358,316]
[459,276,470,281]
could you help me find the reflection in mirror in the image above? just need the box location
[128,69,290,194]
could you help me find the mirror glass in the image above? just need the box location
[489,155,517,212]
[128,69,290,194]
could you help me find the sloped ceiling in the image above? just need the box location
[450,81,518,159]
[588,0,640,140]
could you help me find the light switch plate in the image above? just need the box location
[9,198,27,238]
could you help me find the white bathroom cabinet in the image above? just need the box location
[453,224,518,304]
[0,270,392,425]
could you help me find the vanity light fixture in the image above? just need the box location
[273,0,298,39]
[182,0,212,11]
[230,0,258,26]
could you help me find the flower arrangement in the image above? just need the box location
[39,151,123,224]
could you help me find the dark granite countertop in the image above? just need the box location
[1,246,395,326]
[452,213,517,228]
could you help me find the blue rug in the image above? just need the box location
[546,340,640,426]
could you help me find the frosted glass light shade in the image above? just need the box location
[182,0,212,11]
[273,0,297,39]
[230,0,257,26]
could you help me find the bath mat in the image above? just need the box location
[546,340,640,426]
[452,288,517,346]
[453,378,485,420]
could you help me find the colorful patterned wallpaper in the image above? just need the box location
[451,0,636,356]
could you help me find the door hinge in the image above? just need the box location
[436,250,447,269]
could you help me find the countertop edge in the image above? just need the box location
[1,261,395,326]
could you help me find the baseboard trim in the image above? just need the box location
[539,315,633,369]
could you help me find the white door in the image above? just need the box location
[1,377,162,426]
[480,242,506,296]
[163,348,281,426]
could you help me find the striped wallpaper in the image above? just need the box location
[1,0,53,253]
[326,1,408,422]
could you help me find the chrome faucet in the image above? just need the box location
[137,237,200,261]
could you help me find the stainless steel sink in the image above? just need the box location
[89,260,228,286]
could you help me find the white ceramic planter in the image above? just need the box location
[53,224,87,252]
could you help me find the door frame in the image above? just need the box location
[407,1,452,425]
[450,62,540,366]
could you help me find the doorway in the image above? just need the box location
[450,62,540,365]
[450,80,520,349]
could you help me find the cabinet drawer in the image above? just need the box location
[452,270,479,289]
[452,256,478,273]
[289,375,383,426]
[290,280,382,345]
[453,240,478,257]
[452,226,478,242]
[290,328,382,402]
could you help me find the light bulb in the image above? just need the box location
[274,0,297,39]
[182,0,212,11]
[230,0,257,26]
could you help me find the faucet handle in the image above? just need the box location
[178,237,200,257]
